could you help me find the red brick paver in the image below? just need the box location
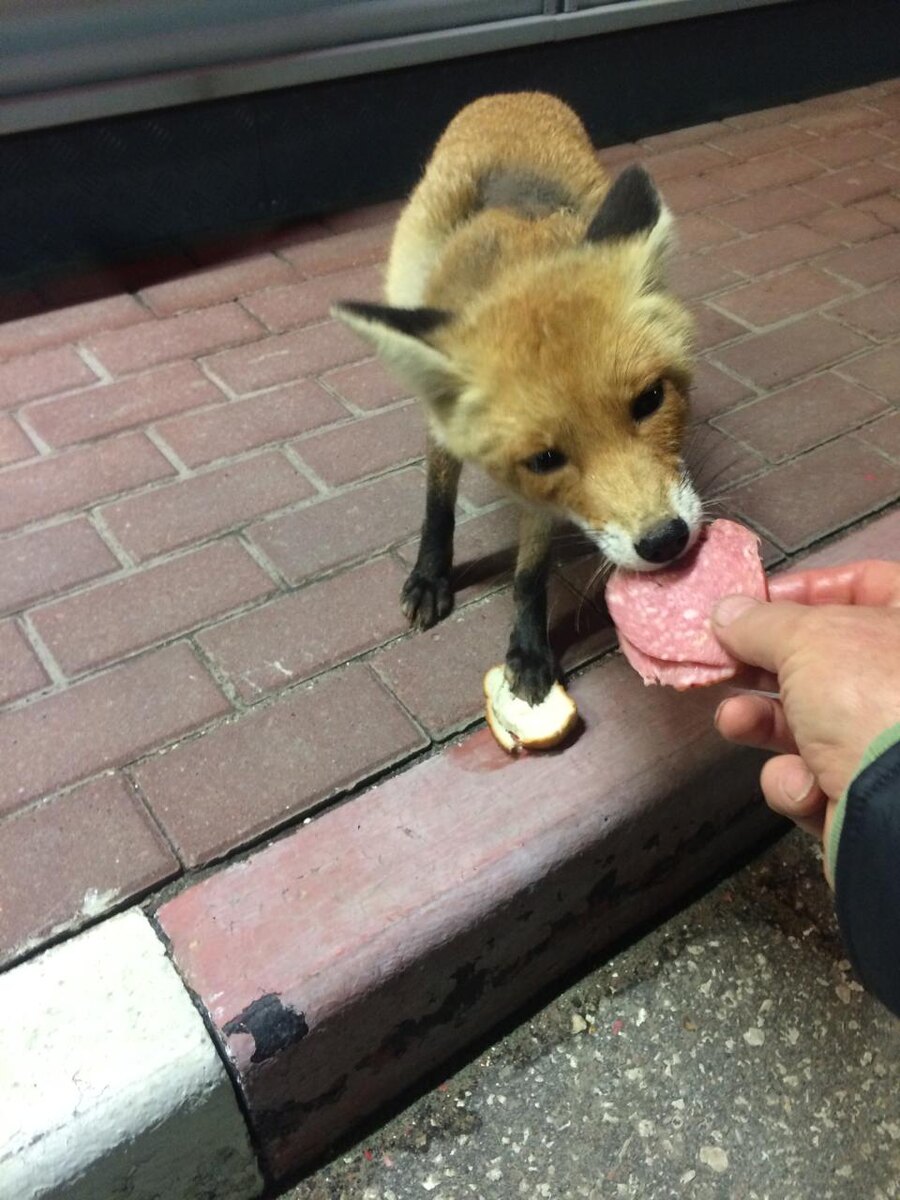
[3,78,900,965]
[99,450,314,562]
[0,774,177,967]
[824,231,900,284]
[22,361,223,448]
[135,663,427,866]
[0,643,229,816]
[713,265,849,326]
[241,264,382,332]
[0,433,174,533]
[204,320,365,393]
[713,373,888,462]
[139,252,295,317]
[85,304,263,376]
[712,315,869,389]
[31,539,276,676]
[0,619,49,705]
[196,556,409,702]
[293,402,424,486]
[0,345,97,407]
[321,358,411,411]
[724,436,900,551]
[246,467,425,584]
[0,294,149,361]
[0,520,119,616]
[0,413,36,466]
[154,379,346,468]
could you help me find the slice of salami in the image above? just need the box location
[605,519,766,669]
[617,631,738,691]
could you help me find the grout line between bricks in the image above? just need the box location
[7,408,50,456]
[124,770,187,868]
[235,529,291,590]
[279,443,330,494]
[364,656,433,741]
[195,357,243,402]
[314,365,377,419]
[695,354,767,400]
[188,634,246,711]
[88,509,136,569]
[143,425,192,476]
[850,428,900,468]
[74,345,113,384]
[17,611,67,689]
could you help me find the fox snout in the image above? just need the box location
[635,517,690,565]
[578,470,703,573]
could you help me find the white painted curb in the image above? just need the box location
[0,909,263,1200]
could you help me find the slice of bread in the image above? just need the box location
[483,665,578,753]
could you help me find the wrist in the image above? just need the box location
[826,722,900,886]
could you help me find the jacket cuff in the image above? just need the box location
[826,722,900,885]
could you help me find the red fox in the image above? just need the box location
[334,92,699,706]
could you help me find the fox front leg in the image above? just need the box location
[505,508,556,705]
[402,437,461,630]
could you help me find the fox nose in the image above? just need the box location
[635,517,690,565]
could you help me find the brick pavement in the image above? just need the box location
[1,81,900,967]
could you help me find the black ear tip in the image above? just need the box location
[332,301,453,340]
[332,300,370,319]
[587,161,662,244]
[615,163,657,194]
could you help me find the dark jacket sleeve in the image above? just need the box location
[834,737,900,1019]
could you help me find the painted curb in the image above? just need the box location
[157,659,775,1182]
[0,910,263,1200]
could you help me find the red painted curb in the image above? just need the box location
[156,505,899,1182]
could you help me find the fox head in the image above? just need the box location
[334,166,699,570]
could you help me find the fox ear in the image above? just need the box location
[331,302,460,409]
[586,165,673,286]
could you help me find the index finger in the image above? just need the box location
[711,596,809,675]
[768,559,900,607]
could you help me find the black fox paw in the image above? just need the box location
[505,644,556,706]
[401,569,454,631]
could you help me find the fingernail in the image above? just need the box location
[713,594,759,627]
[783,761,816,806]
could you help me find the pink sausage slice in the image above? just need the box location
[605,519,767,689]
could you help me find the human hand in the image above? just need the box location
[711,560,900,879]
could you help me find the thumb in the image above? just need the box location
[711,594,807,675]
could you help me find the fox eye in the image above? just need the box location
[632,380,665,422]
[524,448,568,474]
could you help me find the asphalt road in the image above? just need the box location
[283,830,900,1200]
